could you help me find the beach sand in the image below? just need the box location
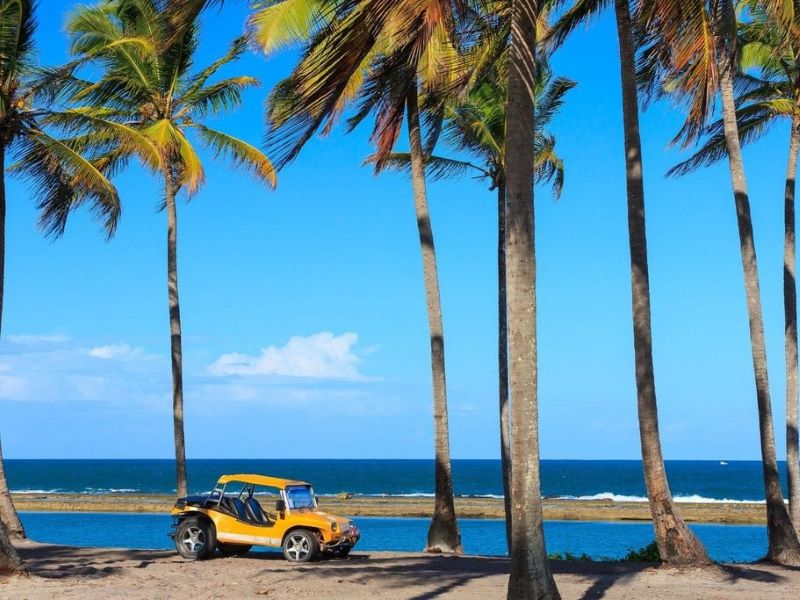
[12,493,768,523]
[2,540,797,599]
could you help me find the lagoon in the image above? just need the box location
[20,512,767,563]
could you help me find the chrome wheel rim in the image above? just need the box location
[181,525,206,554]
[286,534,311,561]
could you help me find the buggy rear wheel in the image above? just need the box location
[175,517,216,560]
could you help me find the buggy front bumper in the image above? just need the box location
[323,525,360,550]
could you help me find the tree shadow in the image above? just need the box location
[15,542,798,598]
[721,563,791,583]
[16,542,173,580]
[253,553,508,599]
[553,561,649,600]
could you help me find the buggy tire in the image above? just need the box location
[282,529,319,563]
[175,517,216,560]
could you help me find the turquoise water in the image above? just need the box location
[19,513,767,562]
[5,459,786,501]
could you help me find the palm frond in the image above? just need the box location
[172,125,205,194]
[179,76,260,116]
[178,35,248,101]
[11,129,120,238]
[43,108,162,171]
[0,0,35,83]
[382,152,487,180]
[534,133,564,199]
[545,0,609,51]
[668,102,781,176]
[248,0,331,55]
[193,123,277,188]
[535,75,577,129]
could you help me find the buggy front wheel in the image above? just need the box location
[282,529,319,563]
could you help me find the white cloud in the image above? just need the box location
[88,343,148,360]
[7,333,70,345]
[0,375,27,400]
[209,332,365,380]
[0,337,165,405]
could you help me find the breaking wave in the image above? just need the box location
[556,492,764,504]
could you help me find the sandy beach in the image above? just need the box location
[1,539,796,599]
[11,493,769,524]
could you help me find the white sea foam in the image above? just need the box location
[673,494,764,504]
[557,492,764,504]
[13,488,141,494]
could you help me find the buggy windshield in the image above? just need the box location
[285,485,316,510]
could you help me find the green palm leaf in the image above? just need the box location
[193,124,277,188]
[249,0,330,55]
[12,129,120,238]
[179,76,260,116]
[382,152,487,180]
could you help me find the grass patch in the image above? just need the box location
[622,541,661,562]
[547,541,661,563]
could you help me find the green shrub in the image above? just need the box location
[622,541,661,562]
[547,541,661,563]
[547,551,593,561]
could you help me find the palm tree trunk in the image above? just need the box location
[406,88,462,554]
[0,149,24,573]
[504,1,559,598]
[165,168,188,499]
[614,0,708,566]
[718,39,800,565]
[0,147,25,542]
[0,521,22,575]
[0,437,24,541]
[786,111,800,535]
[497,181,512,553]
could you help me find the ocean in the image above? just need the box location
[3,458,787,501]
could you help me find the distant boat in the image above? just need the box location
[720,461,728,465]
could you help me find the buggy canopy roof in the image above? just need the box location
[216,473,309,489]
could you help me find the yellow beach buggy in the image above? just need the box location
[170,473,360,562]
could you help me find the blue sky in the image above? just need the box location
[0,2,792,460]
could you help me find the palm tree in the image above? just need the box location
[0,437,23,541]
[645,0,800,563]
[547,0,710,566]
[668,4,800,534]
[64,0,276,498]
[0,0,120,543]
[0,522,21,575]
[0,441,22,573]
[504,0,560,596]
[387,64,573,553]
[254,0,474,553]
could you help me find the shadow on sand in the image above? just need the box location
[17,542,173,580]
[14,542,794,599]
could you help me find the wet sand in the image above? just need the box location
[3,540,797,599]
[12,492,768,523]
